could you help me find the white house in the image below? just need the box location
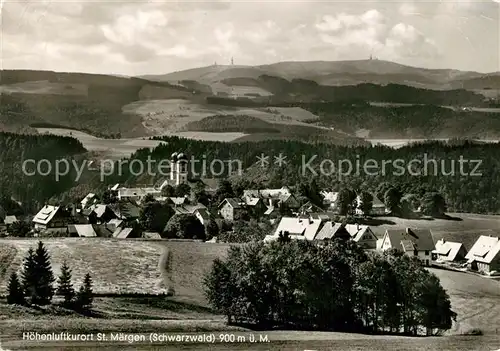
[264,216,323,242]
[32,205,71,231]
[380,228,435,266]
[433,239,467,262]
[465,235,500,274]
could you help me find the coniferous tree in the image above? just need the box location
[21,247,37,304]
[7,271,25,305]
[56,261,75,307]
[76,273,94,311]
[33,241,55,305]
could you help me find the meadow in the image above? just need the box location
[121,99,322,136]
[36,128,166,160]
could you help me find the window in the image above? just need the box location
[425,250,429,256]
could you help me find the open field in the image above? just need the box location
[0,80,88,96]
[36,128,166,159]
[0,239,231,304]
[122,99,321,135]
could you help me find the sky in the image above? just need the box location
[1,0,499,75]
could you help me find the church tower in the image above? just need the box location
[175,153,188,186]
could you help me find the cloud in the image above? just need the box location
[0,0,496,74]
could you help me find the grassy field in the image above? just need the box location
[121,99,321,136]
[36,128,166,160]
[0,239,230,303]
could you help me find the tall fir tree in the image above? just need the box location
[76,273,93,310]
[56,261,75,307]
[21,247,37,304]
[7,271,25,305]
[32,241,55,305]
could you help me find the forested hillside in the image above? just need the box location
[0,132,87,212]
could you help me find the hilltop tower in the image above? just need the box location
[231,57,234,65]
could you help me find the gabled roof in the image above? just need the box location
[298,202,324,214]
[33,205,61,225]
[113,227,134,239]
[315,221,343,240]
[194,208,211,221]
[4,215,18,225]
[243,197,261,206]
[465,235,500,264]
[273,216,323,240]
[108,202,141,219]
[219,198,244,209]
[433,239,465,261]
[80,193,96,208]
[344,224,374,242]
[174,203,206,215]
[68,224,97,237]
[384,228,435,252]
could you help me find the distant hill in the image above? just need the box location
[141,59,498,92]
[1,62,499,143]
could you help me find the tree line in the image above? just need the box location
[204,239,456,335]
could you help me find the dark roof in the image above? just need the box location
[385,228,435,252]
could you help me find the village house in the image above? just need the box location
[465,235,500,274]
[314,222,351,241]
[218,198,247,222]
[32,205,72,231]
[243,186,300,212]
[433,239,467,262]
[313,222,377,248]
[355,194,387,216]
[82,204,117,224]
[264,216,324,242]
[380,228,435,266]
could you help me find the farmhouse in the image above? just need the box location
[314,222,351,241]
[355,194,386,216]
[243,186,300,211]
[32,205,72,231]
[433,239,467,262]
[83,204,117,224]
[218,198,246,222]
[345,224,378,249]
[465,235,500,274]
[264,216,324,242]
[380,228,435,266]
